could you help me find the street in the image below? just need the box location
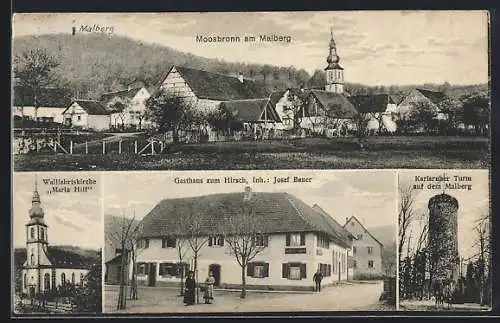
[104,281,393,313]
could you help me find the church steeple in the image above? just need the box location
[29,175,44,219]
[324,28,344,94]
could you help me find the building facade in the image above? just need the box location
[62,100,111,131]
[343,216,384,279]
[131,187,352,290]
[100,87,152,130]
[21,181,89,297]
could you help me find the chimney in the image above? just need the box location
[243,186,252,201]
[345,217,349,224]
[238,72,244,83]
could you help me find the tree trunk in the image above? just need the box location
[130,254,138,300]
[240,265,247,299]
[179,262,184,296]
[194,254,199,304]
[117,246,127,310]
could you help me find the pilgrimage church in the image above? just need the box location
[21,179,91,297]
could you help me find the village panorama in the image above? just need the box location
[12,25,490,171]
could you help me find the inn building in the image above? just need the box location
[131,187,353,290]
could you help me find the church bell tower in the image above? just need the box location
[325,28,344,94]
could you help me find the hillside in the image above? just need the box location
[369,225,397,276]
[13,33,488,102]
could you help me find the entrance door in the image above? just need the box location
[208,264,221,286]
[148,263,156,287]
[29,286,35,298]
[338,262,341,281]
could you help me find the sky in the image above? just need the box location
[103,170,397,231]
[13,172,103,249]
[12,11,489,86]
[398,169,490,261]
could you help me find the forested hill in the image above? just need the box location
[13,33,488,101]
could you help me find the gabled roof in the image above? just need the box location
[13,86,72,108]
[415,88,446,105]
[99,87,145,105]
[311,204,353,248]
[139,191,351,248]
[64,100,109,115]
[343,216,383,247]
[349,94,394,114]
[269,90,287,105]
[220,98,281,123]
[16,246,99,270]
[308,90,357,118]
[166,66,270,101]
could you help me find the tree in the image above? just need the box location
[219,201,267,299]
[172,212,190,297]
[206,104,243,136]
[352,112,371,149]
[471,214,490,306]
[145,91,202,143]
[409,101,438,134]
[461,94,490,135]
[398,185,415,263]
[104,214,141,310]
[106,97,132,130]
[13,48,60,125]
[283,91,306,134]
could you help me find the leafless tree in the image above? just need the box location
[104,214,141,310]
[398,185,416,262]
[220,203,267,299]
[471,214,491,306]
[172,212,190,296]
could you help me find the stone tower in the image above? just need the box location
[324,28,344,94]
[427,193,460,284]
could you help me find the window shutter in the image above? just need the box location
[282,263,288,278]
[208,237,212,246]
[286,234,290,246]
[264,235,268,247]
[220,236,224,246]
[264,263,269,277]
[145,263,150,275]
[145,239,150,248]
[161,239,165,248]
[300,233,305,245]
[328,264,331,276]
[247,263,254,277]
[172,238,177,248]
[300,263,307,279]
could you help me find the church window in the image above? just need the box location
[61,273,66,285]
[23,273,27,288]
[30,228,34,239]
[44,273,50,290]
[30,253,35,265]
[80,273,84,285]
[72,273,75,284]
[40,228,44,241]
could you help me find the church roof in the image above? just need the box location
[138,189,352,249]
[166,66,270,101]
[308,90,357,118]
[16,246,100,270]
[349,94,395,114]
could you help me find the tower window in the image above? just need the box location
[72,273,75,284]
[30,228,35,239]
[40,228,44,241]
[61,273,66,285]
[30,253,35,265]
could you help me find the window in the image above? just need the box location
[162,237,176,248]
[353,260,357,268]
[247,262,269,278]
[24,273,27,288]
[282,263,306,280]
[317,234,329,249]
[30,228,35,239]
[208,236,224,247]
[319,263,331,277]
[138,239,149,249]
[159,262,180,277]
[351,222,354,226]
[30,253,35,265]
[80,273,84,284]
[368,260,374,269]
[367,247,373,254]
[40,228,44,241]
[61,273,66,285]
[72,273,75,284]
[77,115,81,121]
[286,233,305,247]
[253,234,268,247]
[357,234,363,240]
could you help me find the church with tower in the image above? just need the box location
[20,179,91,297]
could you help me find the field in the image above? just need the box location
[13,136,490,171]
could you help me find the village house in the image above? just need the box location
[349,94,398,134]
[99,86,151,130]
[62,100,111,131]
[12,86,73,124]
[397,88,449,120]
[131,187,352,290]
[343,216,383,279]
[21,180,92,297]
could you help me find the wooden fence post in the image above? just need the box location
[85,142,88,154]
[118,140,122,154]
[151,139,154,155]
[134,140,138,154]
[160,141,164,153]
[102,141,106,154]
[70,140,73,154]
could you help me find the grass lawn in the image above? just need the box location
[13,136,490,171]
[399,299,491,311]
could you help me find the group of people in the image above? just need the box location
[183,271,216,306]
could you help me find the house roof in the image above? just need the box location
[311,204,353,248]
[65,100,109,115]
[415,88,446,105]
[13,86,72,108]
[139,191,352,248]
[309,90,357,118]
[169,66,270,101]
[99,87,144,105]
[343,216,383,247]
[269,90,287,105]
[220,98,281,123]
[349,94,394,114]
[104,214,141,263]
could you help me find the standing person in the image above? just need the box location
[203,271,215,304]
[183,271,196,306]
[313,269,323,292]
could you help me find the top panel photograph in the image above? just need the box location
[11,11,490,171]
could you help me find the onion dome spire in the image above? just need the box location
[326,27,340,67]
[29,175,44,218]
